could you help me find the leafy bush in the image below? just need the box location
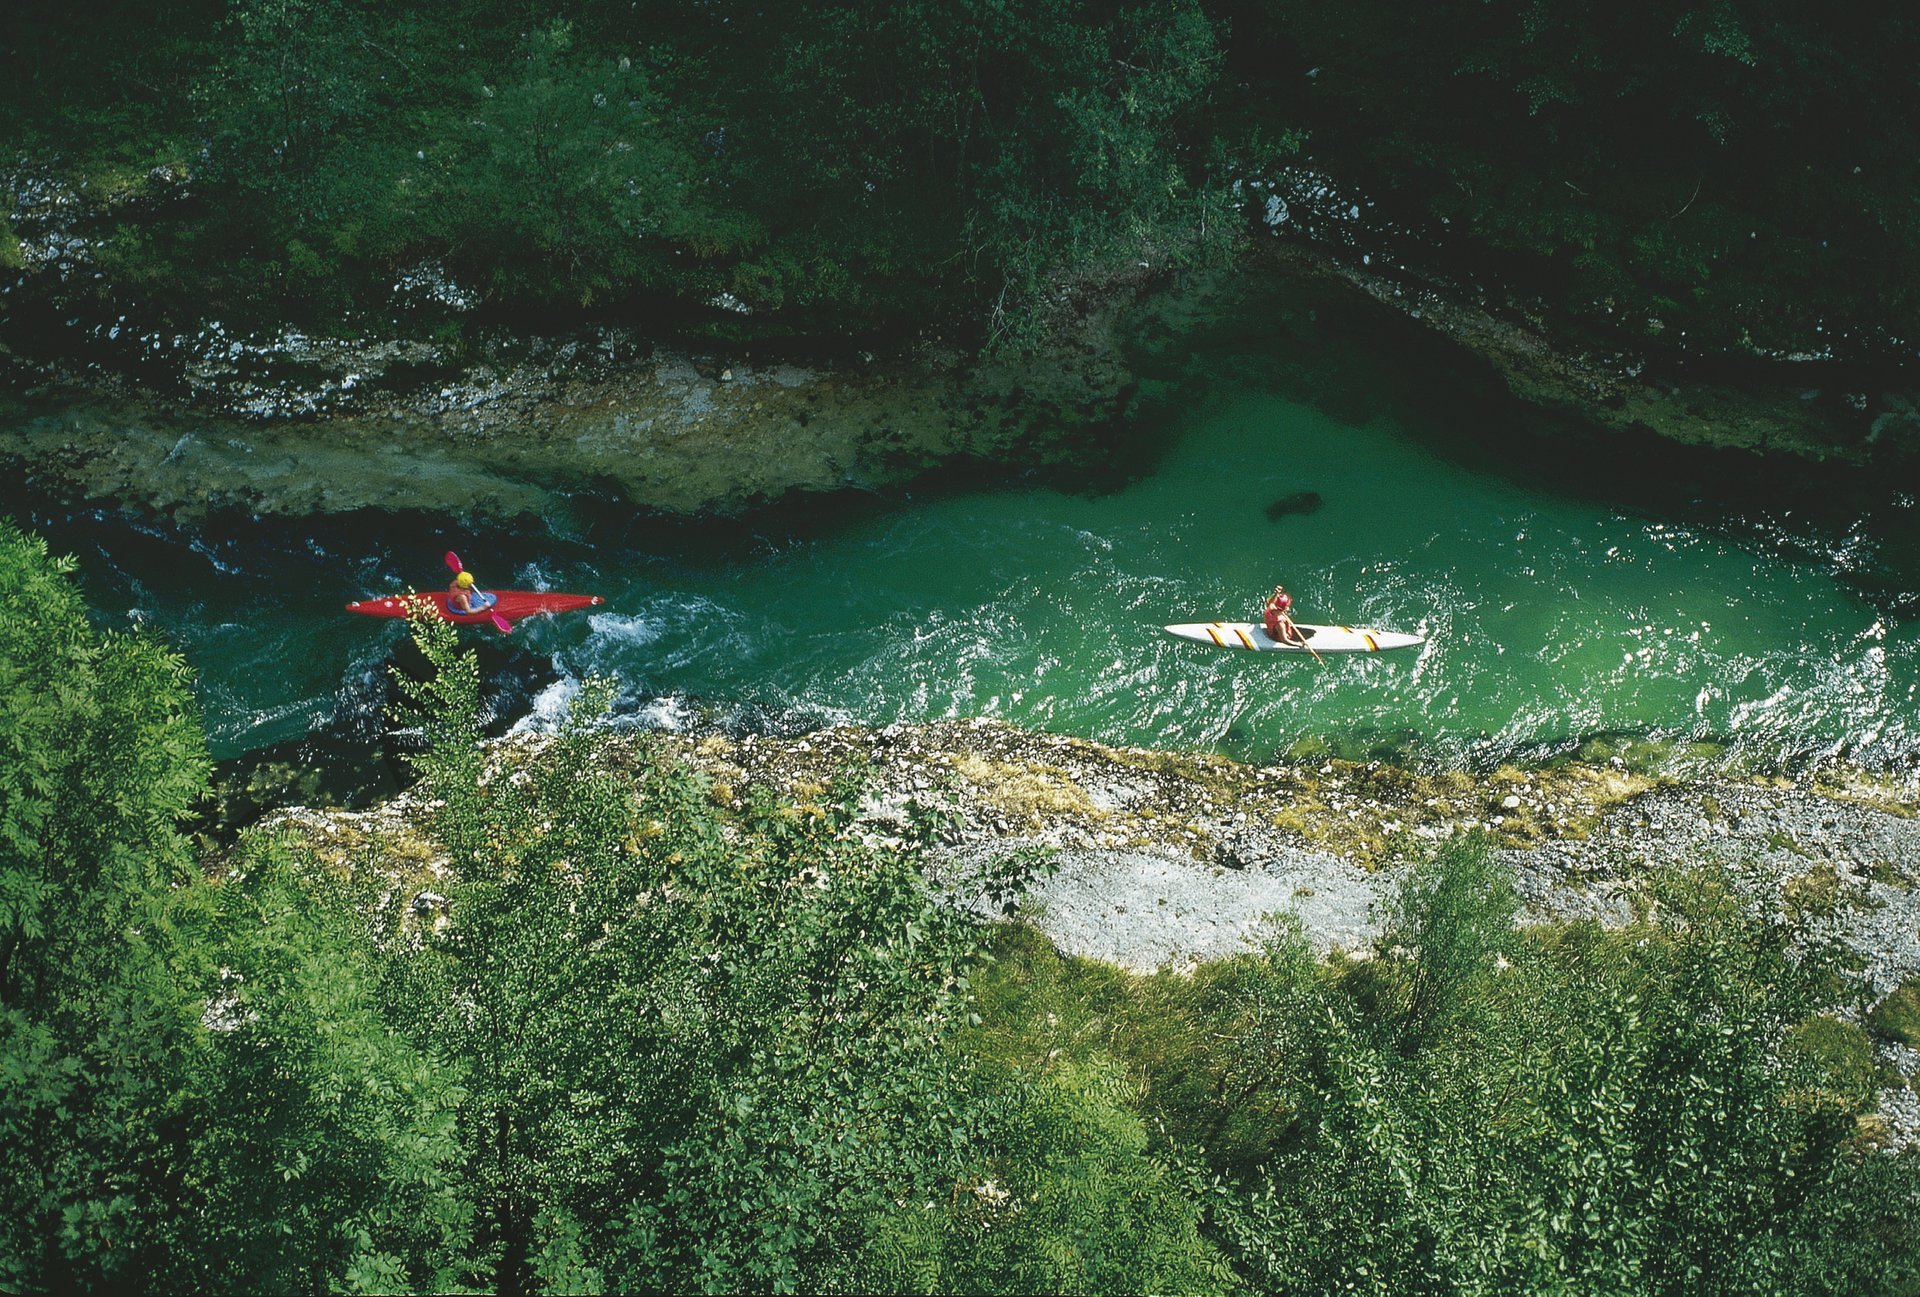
[0,520,209,1289]
[889,1055,1227,1295]
[379,614,1023,1292]
[182,843,475,1294]
[1191,843,1920,1295]
[0,520,469,1293]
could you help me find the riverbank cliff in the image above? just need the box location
[6,163,1918,528]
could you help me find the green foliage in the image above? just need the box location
[10,0,1920,354]
[0,524,195,1286]
[1222,0,1920,353]
[5,0,1235,338]
[965,921,1247,1163]
[1189,847,1920,1294]
[181,842,474,1294]
[1782,1015,1878,1114]
[892,1055,1228,1294]
[0,520,208,1007]
[382,615,1017,1292]
[198,0,379,222]
[1374,833,1517,1056]
[0,522,475,1293]
[1869,978,1920,1050]
[941,0,1231,337]
[450,20,722,308]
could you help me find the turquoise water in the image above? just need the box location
[538,393,1908,770]
[20,385,1918,772]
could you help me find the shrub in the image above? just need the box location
[1193,844,1920,1294]
[381,613,1020,1292]
[1869,979,1920,1050]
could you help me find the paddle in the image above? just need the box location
[444,550,513,634]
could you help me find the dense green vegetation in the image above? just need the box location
[1210,0,1920,358]
[5,516,1919,1292]
[2,0,1238,343]
[7,1,1915,357]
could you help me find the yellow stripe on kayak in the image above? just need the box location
[1363,632,1379,651]
[1234,627,1257,649]
[1206,625,1226,645]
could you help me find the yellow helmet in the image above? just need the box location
[456,571,474,588]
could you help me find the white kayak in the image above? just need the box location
[1164,621,1425,654]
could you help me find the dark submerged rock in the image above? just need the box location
[1264,490,1324,520]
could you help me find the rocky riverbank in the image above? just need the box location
[268,716,1920,1149]
[0,324,1143,523]
[7,162,1919,529]
[1224,166,1920,470]
[2,165,1154,522]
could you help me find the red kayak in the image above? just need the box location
[346,591,604,624]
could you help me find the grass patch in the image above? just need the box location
[1783,1015,1878,1114]
[1782,862,1841,919]
[1864,858,1911,890]
[966,922,1197,1084]
[951,753,1107,827]
[965,923,1295,1174]
[1868,979,1920,1049]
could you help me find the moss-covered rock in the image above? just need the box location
[1868,980,1920,1050]
[1783,1015,1878,1113]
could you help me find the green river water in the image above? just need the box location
[18,369,1918,777]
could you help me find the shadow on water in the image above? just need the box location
[189,616,565,845]
[1120,261,1920,621]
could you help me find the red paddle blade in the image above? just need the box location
[444,550,464,574]
[490,611,512,634]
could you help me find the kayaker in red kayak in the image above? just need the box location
[448,569,497,616]
[1263,585,1308,648]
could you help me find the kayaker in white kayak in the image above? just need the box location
[1263,585,1308,648]
[448,569,497,615]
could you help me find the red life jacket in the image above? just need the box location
[1264,594,1291,639]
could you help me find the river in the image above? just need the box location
[6,279,1919,778]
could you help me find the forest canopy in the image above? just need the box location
[5,0,1918,355]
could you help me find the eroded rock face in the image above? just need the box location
[2,167,1156,522]
[0,334,1144,523]
[11,159,1916,527]
[1260,241,1913,468]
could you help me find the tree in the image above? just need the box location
[887,1055,1228,1294]
[179,843,475,1295]
[0,518,209,1291]
[198,0,377,222]
[1197,839,1920,1294]
[0,520,473,1293]
[453,19,722,307]
[379,613,1013,1293]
